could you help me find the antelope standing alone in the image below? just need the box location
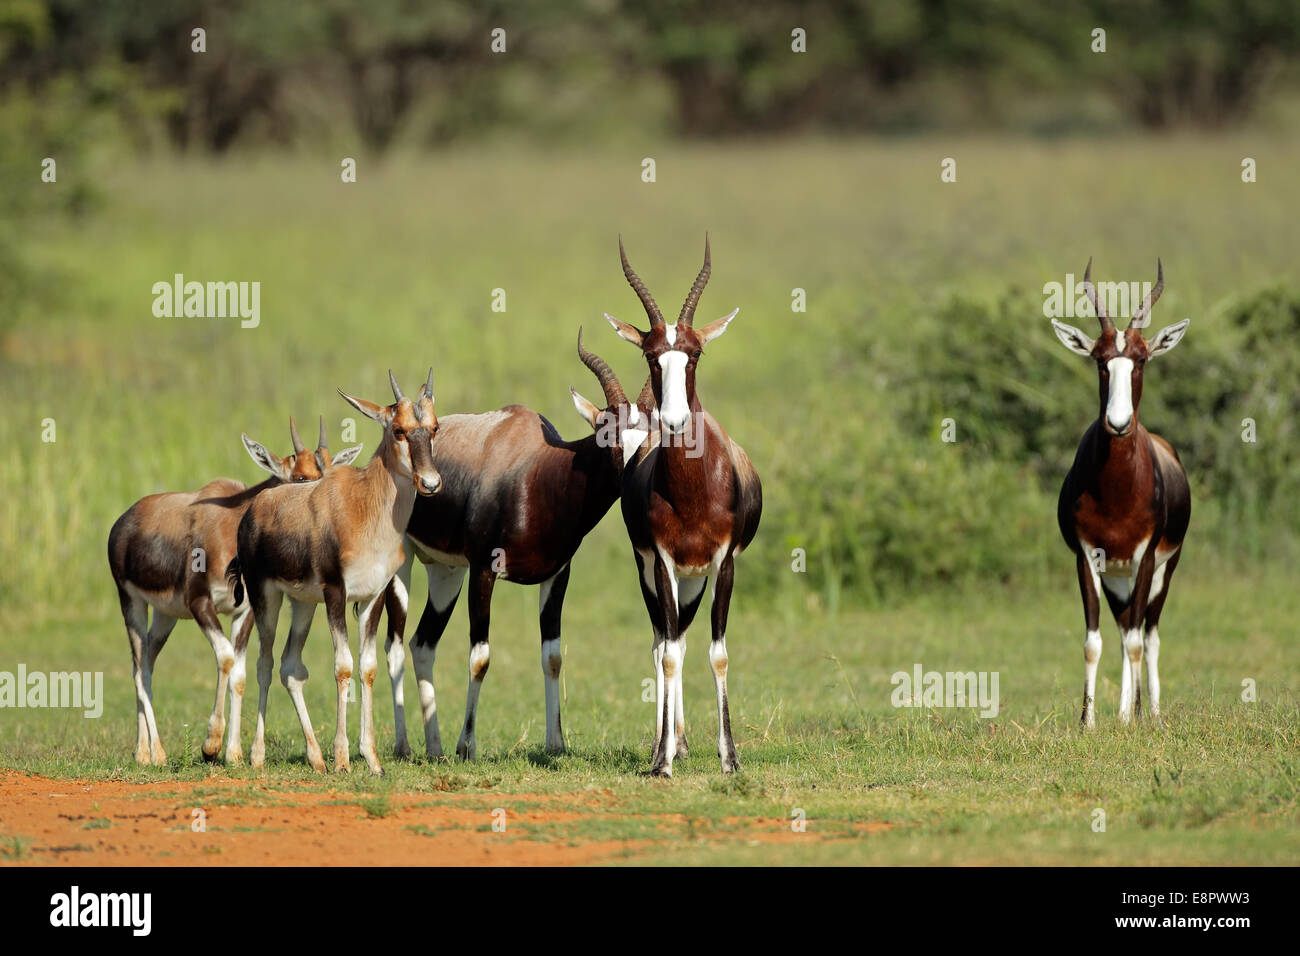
[379,333,653,761]
[601,237,762,776]
[108,418,361,765]
[227,371,440,774]
[1051,259,1191,727]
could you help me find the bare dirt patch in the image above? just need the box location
[0,771,887,865]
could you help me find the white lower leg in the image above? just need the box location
[709,637,736,771]
[332,639,354,771]
[458,643,490,760]
[357,596,383,774]
[1118,628,1143,724]
[657,640,682,775]
[674,638,687,752]
[202,629,235,759]
[541,638,565,752]
[1145,626,1161,718]
[226,640,246,763]
[1082,629,1101,727]
[411,642,442,758]
[387,634,409,756]
[650,633,665,752]
[280,633,326,772]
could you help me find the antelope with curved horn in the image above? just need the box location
[1051,259,1191,727]
[226,370,441,773]
[377,333,653,761]
[107,418,361,765]
[601,236,762,776]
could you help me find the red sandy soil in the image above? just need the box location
[0,771,888,866]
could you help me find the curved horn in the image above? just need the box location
[1082,257,1115,334]
[1131,258,1164,327]
[619,236,664,329]
[317,416,328,451]
[289,416,306,454]
[421,366,434,398]
[678,233,711,328]
[577,326,628,407]
[388,369,405,403]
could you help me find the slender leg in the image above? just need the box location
[1143,549,1180,723]
[142,610,177,765]
[249,585,283,770]
[384,548,415,758]
[1076,550,1103,728]
[675,577,708,760]
[411,562,466,758]
[633,551,666,758]
[225,608,254,764]
[118,589,155,764]
[708,551,740,773]
[1117,550,1156,726]
[189,594,236,761]
[278,596,326,772]
[319,585,353,772]
[539,564,571,754]
[357,589,387,775]
[651,550,681,777]
[457,565,497,761]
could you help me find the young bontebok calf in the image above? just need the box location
[227,371,440,774]
[1051,259,1191,727]
[378,332,652,761]
[108,418,361,765]
[602,236,762,776]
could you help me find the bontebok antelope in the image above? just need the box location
[227,370,440,774]
[108,418,361,765]
[1051,259,1191,727]
[602,236,762,776]
[379,332,652,761]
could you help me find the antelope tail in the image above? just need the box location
[225,556,245,607]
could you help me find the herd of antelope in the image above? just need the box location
[108,244,1191,777]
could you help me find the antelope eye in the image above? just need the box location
[393,428,406,441]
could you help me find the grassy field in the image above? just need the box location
[1,136,1297,864]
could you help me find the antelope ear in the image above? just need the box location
[1148,318,1189,358]
[337,388,389,423]
[1051,319,1095,357]
[570,387,602,431]
[698,307,739,345]
[330,444,364,467]
[242,433,291,481]
[603,312,645,347]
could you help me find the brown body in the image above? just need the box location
[1052,259,1191,726]
[226,371,441,774]
[379,402,627,760]
[108,420,356,765]
[599,236,762,776]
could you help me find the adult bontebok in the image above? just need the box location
[227,370,441,774]
[108,418,361,765]
[379,332,652,761]
[602,236,762,776]
[1051,259,1191,727]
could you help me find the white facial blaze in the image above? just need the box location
[658,350,689,433]
[1105,357,1135,432]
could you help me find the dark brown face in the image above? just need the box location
[1090,328,1150,437]
[388,394,441,495]
[640,323,704,436]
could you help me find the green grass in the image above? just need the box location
[1,136,1298,863]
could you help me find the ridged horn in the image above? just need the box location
[316,416,328,451]
[678,233,711,328]
[577,327,628,407]
[1082,257,1115,334]
[619,236,664,329]
[388,369,405,403]
[1131,258,1164,327]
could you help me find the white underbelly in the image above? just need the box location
[409,540,470,568]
